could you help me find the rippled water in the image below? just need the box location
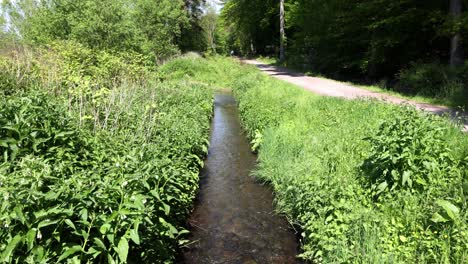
[182,92,300,264]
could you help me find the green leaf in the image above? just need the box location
[129,229,140,245]
[13,206,26,225]
[430,212,449,223]
[375,181,388,194]
[80,208,88,222]
[25,229,37,251]
[1,234,22,262]
[57,245,82,262]
[100,224,111,234]
[116,237,129,263]
[436,200,460,221]
[64,219,76,230]
[401,171,411,187]
[38,219,59,229]
[93,238,107,249]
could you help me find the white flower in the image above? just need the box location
[122,181,128,187]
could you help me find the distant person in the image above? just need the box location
[230,50,234,57]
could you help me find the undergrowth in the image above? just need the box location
[0,43,212,263]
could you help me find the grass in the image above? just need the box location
[167,55,468,263]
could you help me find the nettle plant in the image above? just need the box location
[362,108,459,195]
[362,108,464,226]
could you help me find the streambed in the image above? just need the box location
[182,92,300,263]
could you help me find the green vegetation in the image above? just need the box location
[0,43,213,263]
[231,63,467,263]
[1,0,467,261]
[167,56,468,263]
[221,0,468,108]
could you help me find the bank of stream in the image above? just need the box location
[182,91,300,263]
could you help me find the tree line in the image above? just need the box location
[1,0,210,62]
[220,0,468,102]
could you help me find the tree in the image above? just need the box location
[450,0,463,67]
[279,0,285,61]
[201,4,218,53]
[2,0,206,61]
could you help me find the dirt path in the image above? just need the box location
[243,59,468,132]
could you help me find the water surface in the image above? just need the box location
[183,92,299,263]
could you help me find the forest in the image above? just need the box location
[220,0,468,107]
[0,0,467,263]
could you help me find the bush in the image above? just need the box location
[362,109,461,195]
[396,62,462,99]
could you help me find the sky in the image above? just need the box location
[207,0,224,13]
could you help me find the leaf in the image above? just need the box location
[375,181,388,194]
[1,234,22,262]
[25,229,37,251]
[65,219,76,230]
[116,237,129,263]
[80,208,88,222]
[130,229,140,245]
[38,219,59,229]
[93,238,107,249]
[430,212,449,223]
[13,206,26,225]
[100,224,111,234]
[399,235,408,242]
[436,200,460,221]
[401,171,411,187]
[57,245,82,262]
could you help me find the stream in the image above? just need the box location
[182,91,300,263]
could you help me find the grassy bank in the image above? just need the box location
[235,62,467,263]
[0,44,213,263]
[169,56,468,263]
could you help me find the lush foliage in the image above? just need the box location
[221,0,468,106]
[2,0,207,61]
[0,44,213,263]
[170,56,468,263]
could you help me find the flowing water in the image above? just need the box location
[182,92,300,264]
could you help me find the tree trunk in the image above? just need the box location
[450,0,463,67]
[279,0,285,62]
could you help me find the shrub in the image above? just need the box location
[396,62,461,98]
[362,108,460,195]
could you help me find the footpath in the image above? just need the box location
[243,59,468,132]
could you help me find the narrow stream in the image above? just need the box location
[183,91,299,263]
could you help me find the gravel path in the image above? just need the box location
[243,59,468,132]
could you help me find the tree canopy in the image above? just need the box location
[221,0,468,80]
[1,0,207,61]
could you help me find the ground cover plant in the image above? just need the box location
[166,56,468,263]
[0,44,213,263]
